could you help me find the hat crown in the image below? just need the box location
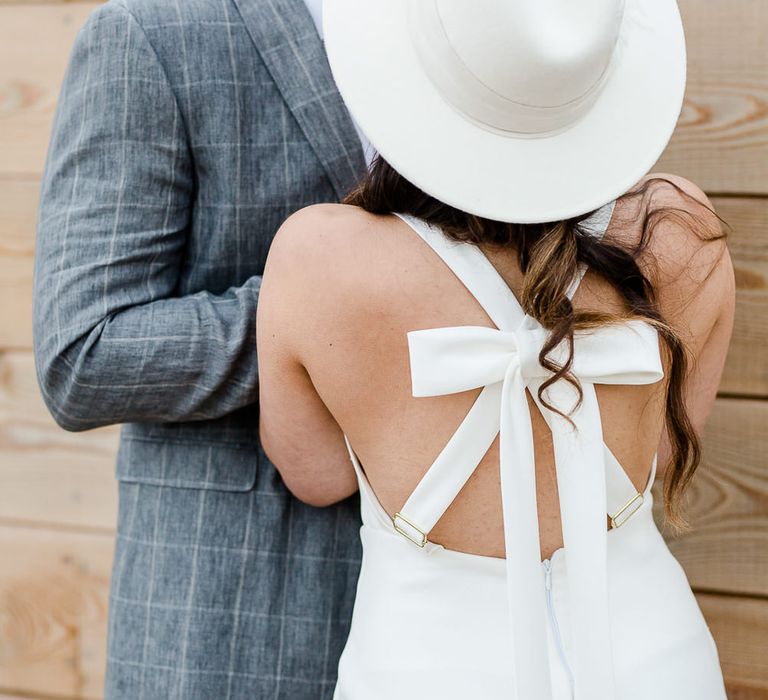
[410,0,627,134]
[436,0,624,108]
[322,0,687,223]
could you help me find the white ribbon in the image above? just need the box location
[407,317,663,700]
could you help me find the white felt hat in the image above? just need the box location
[323,0,687,223]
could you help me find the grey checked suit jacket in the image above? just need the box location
[33,0,367,697]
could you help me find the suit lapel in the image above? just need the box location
[233,0,367,200]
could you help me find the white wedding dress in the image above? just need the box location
[332,202,727,700]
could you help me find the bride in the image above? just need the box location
[256,1,733,698]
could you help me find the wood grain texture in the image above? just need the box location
[0,524,112,699]
[715,197,768,396]
[0,4,98,176]
[699,593,768,697]
[653,398,768,598]
[0,180,37,349]
[655,0,768,193]
[727,687,768,700]
[0,350,119,531]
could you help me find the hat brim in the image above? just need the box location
[323,0,687,224]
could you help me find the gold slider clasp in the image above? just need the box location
[393,512,428,548]
[610,492,644,529]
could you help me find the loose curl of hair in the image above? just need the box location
[345,156,728,529]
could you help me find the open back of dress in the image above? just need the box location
[332,203,727,700]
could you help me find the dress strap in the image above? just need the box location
[394,202,642,537]
[567,198,616,297]
[395,213,525,330]
[393,382,503,543]
[397,199,616,327]
[342,434,400,533]
[605,445,653,527]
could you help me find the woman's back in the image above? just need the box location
[257,174,732,699]
[281,190,664,559]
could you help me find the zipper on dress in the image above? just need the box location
[542,558,575,695]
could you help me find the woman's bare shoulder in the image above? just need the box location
[270,202,389,254]
[266,203,401,284]
[262,203,409,322]
[631,172,728,284]
[640,171,713,208]
[605,173,724,284]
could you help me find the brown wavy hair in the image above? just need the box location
[345,156,727,528]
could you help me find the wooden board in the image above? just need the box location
[653,398,768,598]
[2,343,766,587]
[0,180,38,349]
[0,351,119,531]
[2,353,758,590]
[3,183,768,393]
[727,686,768,700]
[654,0,768,194]
[0,523,112,699]
[715,197,768,396]
[0,1,766,192]
[0,4,99,176]
[699,593,768,697]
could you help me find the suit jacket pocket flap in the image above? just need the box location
[116,435,258,492]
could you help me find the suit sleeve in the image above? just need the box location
[33,2,262,431]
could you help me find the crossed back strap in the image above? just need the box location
[380,206,664,700]
[393,208,647,546]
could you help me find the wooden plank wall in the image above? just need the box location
[0,1,766,698]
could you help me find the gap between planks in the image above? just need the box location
[0,517,114,537]
[693,586,768,603]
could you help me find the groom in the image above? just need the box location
[33,0,367,697]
